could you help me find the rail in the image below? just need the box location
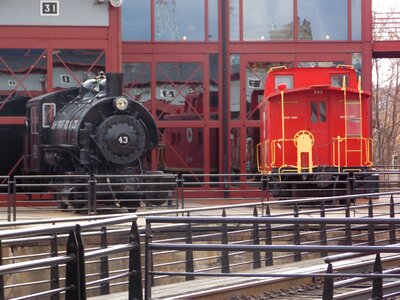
[0,214,142,300]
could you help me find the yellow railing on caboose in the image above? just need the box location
[257,130,316,174]
[332,136,373,172]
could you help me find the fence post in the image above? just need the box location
[320,201,328,257]
[372,253,383,300]
[144,221,153,300]
[128,221,143,300]
[100,226,110,295]
[88,174,96,215]
[264,204,273,266]
[347,172,355,196]
[389,194,396,244]
[7,177,12,222]
[11,180,16,222]
[221,209,230,273]
[252,207,261,269]
[177,174,184,213]
[50,233,60,300]
[368,197,375,245]
[322,263,334,300]
[293,203,301,262]
[185,212,195,281]
[344,198,352,245]
[0,240,4,300]
[65,225,86,300]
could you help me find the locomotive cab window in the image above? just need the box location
[42,103,56,128]
[310,101,326,123]
[330,74,349,88]
[275,75,293,89]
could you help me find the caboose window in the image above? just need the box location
[330,74,349,88]
[275,75,293,89]
[310,101,326,123]
[320,102,326,122]
[311,102,318,123]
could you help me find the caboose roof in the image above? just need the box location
[264,85,371,102]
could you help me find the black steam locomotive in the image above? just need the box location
[23,73,168,210]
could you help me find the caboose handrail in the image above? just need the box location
[332,136,372,171]
[336,64,354,69]
[267,65,287,73]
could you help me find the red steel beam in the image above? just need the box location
[0,116,26,125]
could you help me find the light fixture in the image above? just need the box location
[113,97,129,111]
[109,0,123,7]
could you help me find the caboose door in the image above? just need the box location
[307,97,330,167]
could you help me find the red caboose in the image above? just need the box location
[258,66,374,196]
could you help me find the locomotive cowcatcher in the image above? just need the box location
[258,66,377,197]
[23,73,168,210]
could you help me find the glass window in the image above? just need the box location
[244,0,293,41]
[156,62,204,121]
[310,101,326,123]
[230,0,240,41]
[352,53,362,76]
[298,61,344,68]
[298,0,348,40]
[42,103,56,128]
[246,62,270,120]
[230,54,240,119]
[330,74,349,88]
[155,0,205,41]
[351,0,361,40]
[0,49,47,104]
[123,63,152,110]
[122,0,151,41]
[52,49,105,90]
[231,128,240,172]
[310,102,318,123]
[275,75,293,89]
[320,102,326,122]
[209,54,219,120]
[208,0,218,41]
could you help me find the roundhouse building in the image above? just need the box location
[0,0,373,178]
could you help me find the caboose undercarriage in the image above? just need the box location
[267,167,379,199]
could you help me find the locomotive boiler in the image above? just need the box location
[23,72,166,210]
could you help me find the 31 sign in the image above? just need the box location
[40,0,59,16]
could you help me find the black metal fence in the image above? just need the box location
[144,201,400,299]
[2,170,400,221]
[0,214,142,300]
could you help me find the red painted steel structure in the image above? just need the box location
[3,0,400,179]
[0,7,122,118]
[0,5,121,176]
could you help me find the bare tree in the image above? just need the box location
[373,58,400,167]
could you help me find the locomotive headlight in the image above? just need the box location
[113,97,129,111]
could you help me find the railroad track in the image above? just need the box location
[155,253,400,300]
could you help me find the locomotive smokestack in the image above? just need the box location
[106,73,123,97]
